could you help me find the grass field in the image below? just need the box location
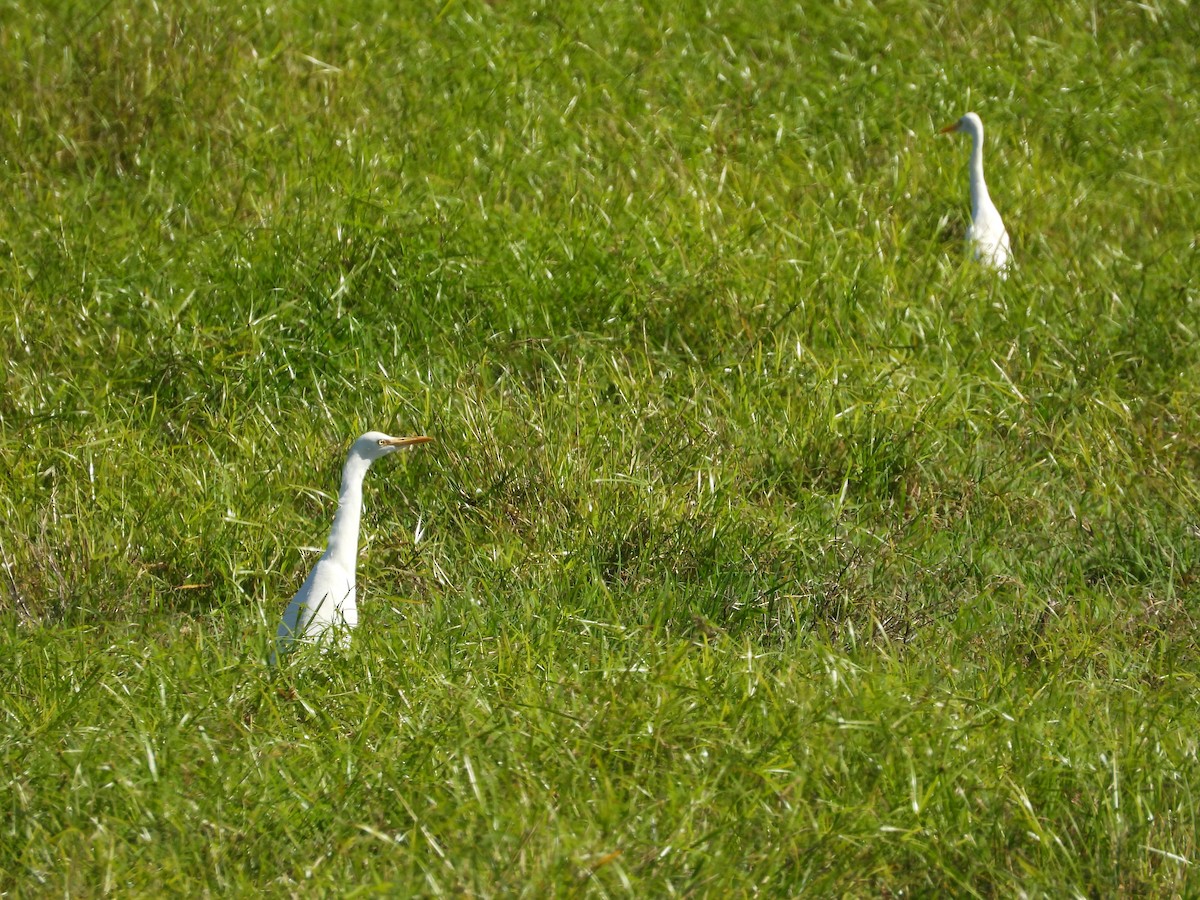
[2,0,1199,894]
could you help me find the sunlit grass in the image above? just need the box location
[1,0,1198,893]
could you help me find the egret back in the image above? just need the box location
[275,556,357,653]
[966,197,1012,275]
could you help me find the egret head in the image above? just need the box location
[940,112,983,138]
[353,431,433,462]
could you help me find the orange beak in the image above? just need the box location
[939,122,960,134]
[381,436,434,448]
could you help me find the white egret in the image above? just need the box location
[274,431,432,658]
[940,112,1012,277]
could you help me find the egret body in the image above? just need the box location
[275,431,431,657]
[940,112,1011,276]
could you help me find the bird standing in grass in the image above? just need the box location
[940,112,1012,277]
[274,431,432,658]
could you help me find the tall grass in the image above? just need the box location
[2,0,1198,893]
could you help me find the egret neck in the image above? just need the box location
[964,120,992,225]
[323,449,374,573]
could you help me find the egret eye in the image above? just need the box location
[377,439,387,446]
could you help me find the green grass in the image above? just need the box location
[2,0,1199,893]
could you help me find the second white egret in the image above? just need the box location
[941,111,1012,277]
[275,431,432,658]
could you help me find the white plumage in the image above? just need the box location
[274,431,431,659]
[941,112,1011,277]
